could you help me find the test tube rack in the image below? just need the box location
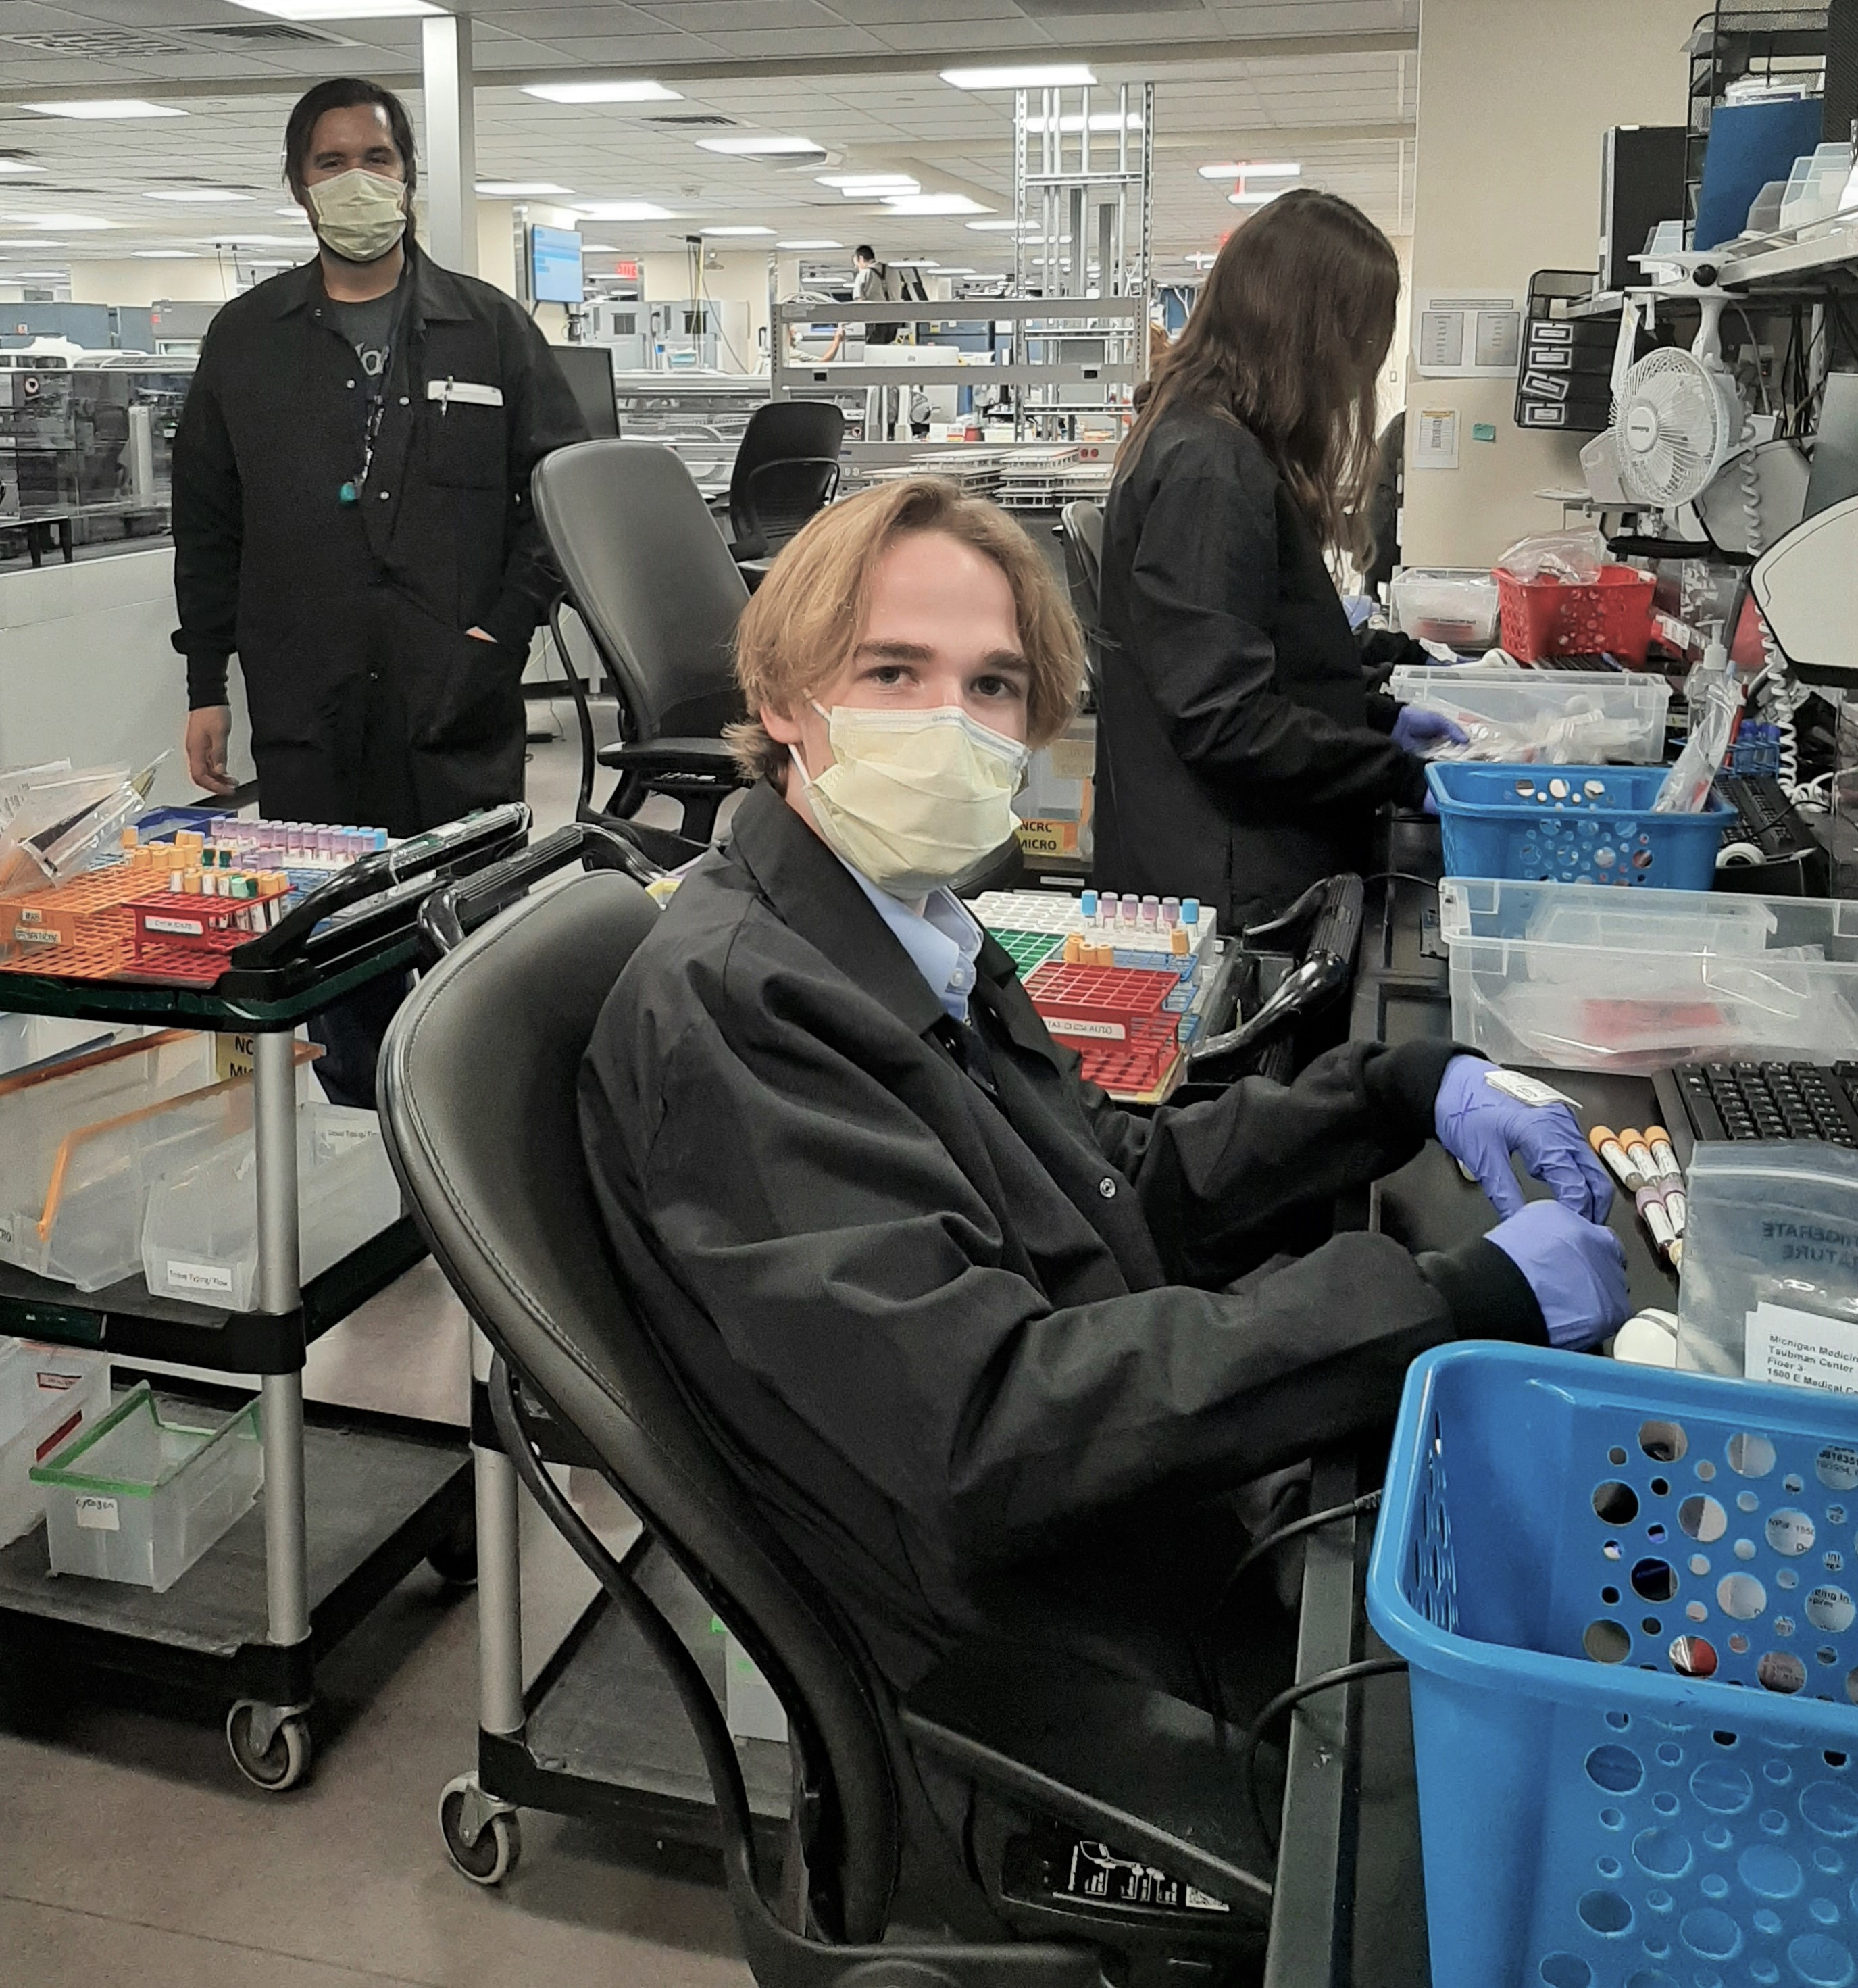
[1022,960,1182,1096]
[0,863,159,978]
[124,878,293,983]
[989,928,1066,978]
[974,888,1217,986]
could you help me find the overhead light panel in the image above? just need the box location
[145,189,253,204]
[941,64,1095,89]
[228,0,437,14]
[816,173,918,193]
[23,100,183,120]
[696,135,822,155]
[1198,161,1300,180]
[883,193,988,216]
[134,249,201,259]
[3,271,68,280]
[575,201,672,220]
[701,224,774,236]
[1024,111,1142,133]
[9,214,114,230]
[201,232,309,245]
[778,238,842,249]
[968,220,1041,234]
[1229,190,1286,207]
[476,181,572,197]
[0,164,45,177]
[524,80,682,104]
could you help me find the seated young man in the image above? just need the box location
[578,478,1626,1704]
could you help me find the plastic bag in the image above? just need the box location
[1419,699,1648,765]
[1654,667,1741,813]
[1494,530,1607,585]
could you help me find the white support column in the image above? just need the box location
[422,13,478,276]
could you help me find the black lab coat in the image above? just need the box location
[579,783,1542,1695]
[1095,403,1430,930]
[170,242,587,832]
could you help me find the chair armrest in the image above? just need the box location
[596,737,746,781]
[902,1645,1275,1921]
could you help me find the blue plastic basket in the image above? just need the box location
[1426,763,1734,890]
[1368,1345,1858,1988]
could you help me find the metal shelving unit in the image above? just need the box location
[0,805,527,1789]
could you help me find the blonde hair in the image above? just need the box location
[726,477,1084,782]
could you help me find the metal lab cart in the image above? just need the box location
[0,803,528,1789]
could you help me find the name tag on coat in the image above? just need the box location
[427,379,504,407]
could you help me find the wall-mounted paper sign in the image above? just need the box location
[1415,291,1522,378]
[1412,407,1460,471]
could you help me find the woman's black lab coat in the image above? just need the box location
[1095,402,1428,930]
[579,782,1542,1696]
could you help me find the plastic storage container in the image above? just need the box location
[1368,1342,1858,1988]
[1497,564,1658,664]
[141,1105,399,1312]
[32,1382,261,1591]
[1677,1141,1858,1389]
[1428,763,1734,890]
[0,1339,110,1547]
[1390,568,1501,648]
[1388,666,1672,764]
[1438,877,1858,1073]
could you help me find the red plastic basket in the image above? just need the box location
[1495,564,1656,664]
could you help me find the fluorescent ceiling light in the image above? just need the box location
[227,0,438,14]
[701,224,774,236]
[696,135,822,155]
[883,194,988,216]
[9,214,114,230]
[274,206,309,217]
[1229,190,1286,207]
[201,232,309,245]
[1198,161,1301,180]
[576,201,672,220]
[891,258,938,268]
[3,272,67,280]
[966,220,1040,234]
[134,249,200,259]
[942,64,1095,89]
[817,173,917,192]
[778,238,842,249]
[1024,112,1142,133]
[145,189,253,204]
[1183,251,1218,268]
[581,241,619,251]
[524,80,681,104]
[0,239,61,247]
[0,164,45,177]
[476,181,572,197]
[23,100,183,120]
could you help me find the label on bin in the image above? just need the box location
[74,1495,118,1532]
[143,914,205,937]
[164,1258,236,1296]
[1747,1301,1858,1396]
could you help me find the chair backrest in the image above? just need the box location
[533,439,748,743]
[728,401,845,553]
[550,344,620,439]
[378,869,901,1943]
[1059,500,1107,690]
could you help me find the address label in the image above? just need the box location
[164,1258,236,1295]
[1747,1301,1858,1396]
[74,1495,120,1533]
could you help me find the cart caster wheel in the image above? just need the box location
[440,1776,521,1886]
[226,1701,312,1791]
[426,1510,478,1589]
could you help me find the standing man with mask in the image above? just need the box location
[170,77,586,1105]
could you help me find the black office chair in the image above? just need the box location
[1059,501,1107,701]
[381,827,1274,1988]
[726,401,845,589]
[532,439,751,868]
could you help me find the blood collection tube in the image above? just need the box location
[1619,1130,1659,1187]
[1588,1126,1646,1193]
[1643,1126,1682,1185]
[1636,1184,1679,1263]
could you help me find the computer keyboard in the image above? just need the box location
[1712,773,1830,895]
[1661,1060,1858,1148]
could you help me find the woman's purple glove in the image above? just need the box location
[1391,705,1469,755]
[1484,1199,1629,1349]
[1435,1054,1615,1221]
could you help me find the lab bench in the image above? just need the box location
[0,805,526,1789]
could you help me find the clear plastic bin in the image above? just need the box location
[31,1382,262,1591]
[1439,877,1858,1073]
[1388,666,1671,764]
[1677,1141,1858,1389]
[0,1339,110,1547]
[141,1105,400,1312]
[1390,568,1501,648]
[0,1015,121,1081]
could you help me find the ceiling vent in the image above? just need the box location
[3,28,185,57]
[178,20,349,42]
[642,114,740,128]
[1011,0,1207,11]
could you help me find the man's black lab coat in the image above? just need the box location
[171,241,587,832]
[580,782,1542,1693]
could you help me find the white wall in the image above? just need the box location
[0,549,255,805]
[637,249,790,372]
[66,261,241,308]
[1403,0,1699,564]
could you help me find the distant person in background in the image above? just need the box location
[822,245,903,438]
[1094,193,1457,932]
[170,75,585,1106]
[1361,410,1405,601]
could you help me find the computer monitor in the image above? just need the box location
[530,224,584,307]
[551,343,618,439]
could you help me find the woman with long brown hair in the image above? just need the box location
[1094,189,1454,928]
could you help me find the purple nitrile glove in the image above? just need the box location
[1484,1199,1629,1350]
[1435,1054,1615,1221]
[1391,705,1469,755]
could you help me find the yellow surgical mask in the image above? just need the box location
[791,702,1028,899]
[307,168,407,264]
